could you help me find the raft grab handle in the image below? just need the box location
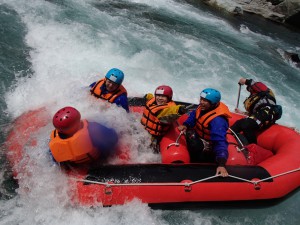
[167,131,184,149]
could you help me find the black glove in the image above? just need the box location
[178,105,188,115]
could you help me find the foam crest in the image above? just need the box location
[1,1,300,224]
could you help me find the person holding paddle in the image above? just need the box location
[231,78,282,144]
[90,68,129,112]
[177,88,231,177]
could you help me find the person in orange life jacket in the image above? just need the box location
[49,106,118,165]
[90,68,129,112]
[141,85,187,152]
[178,88,231,177]
[230,78,282,144]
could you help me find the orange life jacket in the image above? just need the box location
[195,102,231,141]
[49,120,100,164]
[90,78,127,103]
[141,98,176,137]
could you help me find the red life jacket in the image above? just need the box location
[90,78,127,103]
[248,82,268,94]
[195,102,231,141]
[49,120,100,164]
[141,98,176,137]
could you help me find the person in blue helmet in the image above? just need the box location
[178,88,231,177]
[90,68,129,112]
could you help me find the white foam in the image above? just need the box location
[1,0,300,224]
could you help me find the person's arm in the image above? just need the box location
[245,78,255,86]
[88,122,118,157]
[89,81,96,88]
[157,105,187,124]
[178,110,197,132]
[209,117,229,177]
[238,77,254,86]
[216,166,228,177]
[114,94,129,112]
[183,110,196,128]
[235,78,254,115]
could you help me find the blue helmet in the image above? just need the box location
[105,68,124,85]
[200,88,221,104]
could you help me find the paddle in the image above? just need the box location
[236,83,242,109]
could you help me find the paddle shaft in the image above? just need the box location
[236,84,242,109]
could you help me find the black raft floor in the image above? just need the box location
[84,164,272,184]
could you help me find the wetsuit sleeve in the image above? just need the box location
[209,116,229,166]
[245,79,254,86]
[89,81,96,88]
[113,93,129,112]
[88,122,118,158]
[183,110,197,128]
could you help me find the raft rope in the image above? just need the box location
[70,167,300,189]
[228,128,246,151]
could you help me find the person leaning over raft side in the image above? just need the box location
[90,68,129,112]
[230,78,282,144]
[178,88,231,177]
[49,106,118,165]
[141,85,187,153]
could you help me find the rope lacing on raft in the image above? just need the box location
[70,167,300,190]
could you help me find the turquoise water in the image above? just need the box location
[0,0,300,224]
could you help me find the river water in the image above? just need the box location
[1,0,300,224]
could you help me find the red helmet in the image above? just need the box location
[53,106,81,134]
[155,85,173,100]
[247,82,268,94]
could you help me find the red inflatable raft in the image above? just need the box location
[5,100,300,206]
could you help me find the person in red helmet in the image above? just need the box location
[141,85,187,152]
[231,78,282,144]
[49,106,118,165]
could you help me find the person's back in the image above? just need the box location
[90,68,129,112]
[243,81,276,114]
[49,106,118,165]
[231,78,282,144]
